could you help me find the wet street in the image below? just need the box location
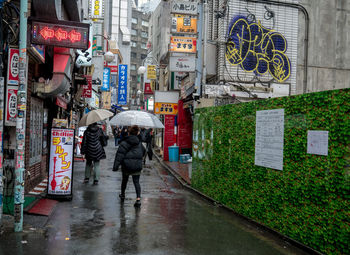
[0,143,309,255]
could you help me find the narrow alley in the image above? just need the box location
[0,143,309,255]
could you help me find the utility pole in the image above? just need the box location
[14,0,28,232]
[194,1,203,101]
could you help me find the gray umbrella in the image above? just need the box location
[110,110,164,128]
[78,109,114,127]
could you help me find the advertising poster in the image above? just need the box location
[5,86,18,126]
[118,64,128,105]
[48,128,74,197]
[7,48,19,85]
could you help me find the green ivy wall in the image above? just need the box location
[192,89,350,255]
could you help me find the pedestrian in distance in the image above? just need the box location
[81,122,107,185]
[140,128,153,164]
[112,125,145,208]
[113,126,120,146]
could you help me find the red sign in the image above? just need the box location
[56,96,68,109]
[5,86,18,126]
[144,83,153,94]
[177,100,193,154]
[31,20,89,49]
[7,48,19,85]
[82,75,92,98]
[163,115,176,161]
[109,65,118,74]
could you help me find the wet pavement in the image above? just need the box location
[0,143,309,255]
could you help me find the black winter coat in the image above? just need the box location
[113,135,145,174]
[81,124,106,161]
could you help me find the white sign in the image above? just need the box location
[89,0,104,19]
[255,109,285,171]
[169,56,196,72]
[48,128,74,196]
[75,21,93,67]
[155,91,179,104]
[307,130,329,156]
[171,1,198,15]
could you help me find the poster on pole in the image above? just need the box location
[5,86,18,126]
[48,128,75,198]
[255,109,284,171]
[7,48,19,85]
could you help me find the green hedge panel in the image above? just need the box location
[192,89,350,255]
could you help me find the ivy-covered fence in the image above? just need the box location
[192,89,349,255]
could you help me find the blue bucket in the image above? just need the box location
[168,146,179,162]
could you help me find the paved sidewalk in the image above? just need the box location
[164,161,192,184]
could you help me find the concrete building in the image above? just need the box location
[130,8,150,102]
[204,0,350,102]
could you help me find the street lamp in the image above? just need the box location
[104,51,115,63]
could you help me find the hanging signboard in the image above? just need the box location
[170,36,197,53]
[147,65,156,80]
[171,1,198,15]
[76,21,93,67]
[109,65,118,74]
[82,75,92,98]
[169,55,196,72]
[5,86,17,126]
[101,67,111,91]
[144,83,153,94]
[89,0,104,19]
[154,102,178,115]
[172,16,197,34]
[102,91,111,109]
[48,128,75,198]
[118,64,128,105]
[31,19,89,49]
[7,48,19,85]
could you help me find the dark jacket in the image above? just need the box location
[81,124,106,161]
[113,135,145,174]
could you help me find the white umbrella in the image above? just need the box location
[78,109,114,127]
[110,110,164,129]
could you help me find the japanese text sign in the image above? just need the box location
[102,67,111,91]
[48,128,74,196]
[144,83,153,94]
[172,17,197,34]
[7,48,19,85]
[89,0,104,19]
[171,1,198,15]
[118,64,128,105]
[154,102,178,115]
[170,36,197,53]
[147,65,157,80]
[169,56,196,72]
[5,86,17,126]
[82,75,92,98]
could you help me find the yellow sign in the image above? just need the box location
[102,91,111,109]
[173,17,197,33]
[170,36,196,53]
[154,102,178,115]
[147,65,156,80]
[151,80,156,91]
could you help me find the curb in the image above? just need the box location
[154,152,323,255]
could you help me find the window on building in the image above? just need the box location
[30,98,43,166]
[142,20,149,27]
[131,41,137,47]
[130,64,137,70]
[131,75,137,81]
[131,29,137,36]
[131,52,137,58]
[141,43,147,49]
[141,54,147,60]
[132,18,138,24]
[141,31,148,38]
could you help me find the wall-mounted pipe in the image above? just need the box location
[244,0,309,94]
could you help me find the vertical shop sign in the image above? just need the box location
[5,86,18,126]
[7,48,19,85]
[164,115,176,161]
[48,128,74,197]
[82,75,92,98]
[118,64,128,105]
[101,67,110,91]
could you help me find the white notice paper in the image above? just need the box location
[255,109,285,171]
[307,130,329,156]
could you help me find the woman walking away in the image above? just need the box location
[112,125,145,208]
[81,122,106,185]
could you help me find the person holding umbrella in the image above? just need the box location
[79,109,113,185]
[112,125,145,208]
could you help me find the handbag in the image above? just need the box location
[100,134,109,147]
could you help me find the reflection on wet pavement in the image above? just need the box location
[0,144,308,255]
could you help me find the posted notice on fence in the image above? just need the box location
[48,128,74,196]
[255,109,285,171]
[307,130,329,156]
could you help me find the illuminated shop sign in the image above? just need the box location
[31,20,89,49]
